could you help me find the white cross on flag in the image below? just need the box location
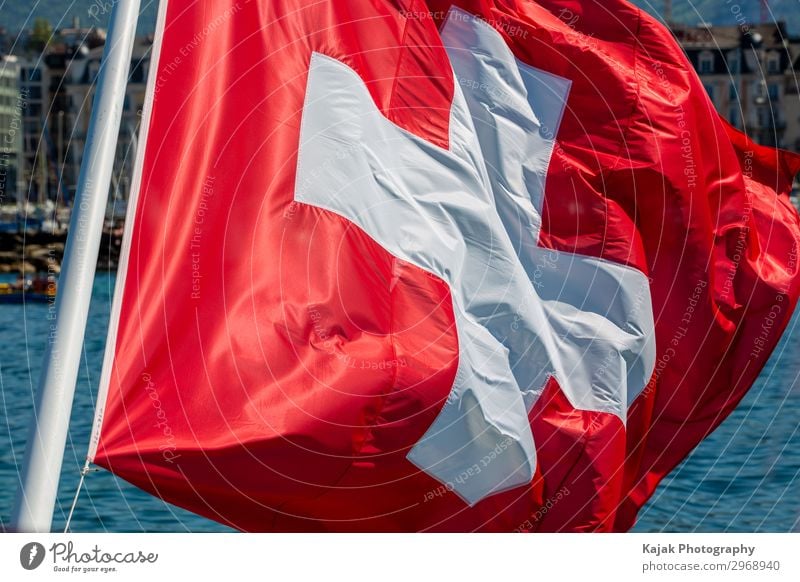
[88,0,800,531]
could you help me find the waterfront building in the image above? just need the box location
[62,36,150,212]
[0,54,22,204]
[675,21,800,149]
[17,56,47,205]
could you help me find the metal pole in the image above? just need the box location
[736,43,742,129]
[11,0,142,532]
[57,110,64,202]
[38,133,46,206]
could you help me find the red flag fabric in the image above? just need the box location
[424,0,800,531]
[88,0,800,532]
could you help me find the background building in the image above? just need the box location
[4,18,149,210]
[675,21,800,149]
[3,13,799,216]
[61,36,150,213]
[0,54,22,205]
[17,56,47,205]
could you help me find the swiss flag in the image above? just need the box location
[88,0,800,532]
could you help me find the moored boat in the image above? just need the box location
[0,275,57,304]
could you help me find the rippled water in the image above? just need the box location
[0,273,798,532]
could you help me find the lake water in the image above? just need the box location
[1,273,798,532]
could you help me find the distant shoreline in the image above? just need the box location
[0,231,122,273]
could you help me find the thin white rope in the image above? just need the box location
[64,459,94,533]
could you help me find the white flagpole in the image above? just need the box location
[11,0,142,532]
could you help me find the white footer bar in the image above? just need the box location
[1,533,797,580]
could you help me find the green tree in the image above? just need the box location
[27,18,54,53]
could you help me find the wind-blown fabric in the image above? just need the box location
[88,0,800,531]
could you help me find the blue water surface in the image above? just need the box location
[0,273,798,532]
